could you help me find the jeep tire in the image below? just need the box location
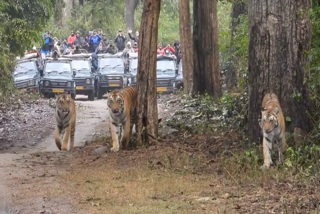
[88,90,95,101]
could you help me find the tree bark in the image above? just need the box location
[178,0,193,95]
[247,0,313,142]
[225,0,247,90]
[192,0,221,98]
[125,0,140,33]
[136,0,161,145]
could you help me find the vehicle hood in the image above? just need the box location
[42,75,73,81]
[157,74,176,79]
[14,73,38,82]
[74,73,92,78]
[99,71,125,76]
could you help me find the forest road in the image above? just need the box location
[0,95,110,214]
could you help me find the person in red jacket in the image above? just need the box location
[68,31,76,48]
[163,44,175,55]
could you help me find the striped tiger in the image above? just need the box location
[260,93,286,169]
[107,87,137,152]
[54,94,76,151]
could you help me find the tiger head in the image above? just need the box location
[107,90,125,115]
[261,107,280,133]
[56,94,72,112]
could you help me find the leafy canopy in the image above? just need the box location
[0,0,55,94]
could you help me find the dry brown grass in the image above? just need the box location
[12,135,320,214]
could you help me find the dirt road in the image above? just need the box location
[0,95,109,213]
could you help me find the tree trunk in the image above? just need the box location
[247,0,313,142]
[192,0,221,98]
[136,0,161,145]
[225,0,247,91]
[125,0,140,33]
[178,0,193,95]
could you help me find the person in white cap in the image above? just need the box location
[123,41,135,56]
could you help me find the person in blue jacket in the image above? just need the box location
[89,31,101,53]
[41,32,52,58]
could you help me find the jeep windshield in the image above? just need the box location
[98,58,124,73]
[14,61,37,76]
[44,62,72,75]
[156,60,176,77]
[71,60,91,73]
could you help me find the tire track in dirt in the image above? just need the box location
[0,95,109,213]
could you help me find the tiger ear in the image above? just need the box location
[273,107,279,115]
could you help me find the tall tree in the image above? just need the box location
[225,0,247,90]
[247,0,313,141]
[193,0,221,98]
[136,0,161,145]
[178,0,193,95]
[125,0,140,33]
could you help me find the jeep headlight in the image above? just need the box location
[44,81,49,86]
[66,82,72,87]
[86,79,91,84]
[40,81,43,86]
[28,79,33,86]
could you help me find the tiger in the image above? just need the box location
[54,94,76,151]
[260,93,287,169]
[107,87,137,152]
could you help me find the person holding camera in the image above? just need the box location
[114,29,126,52]
[128,30,139,45]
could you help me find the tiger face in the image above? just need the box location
[56,94,72,112]
[107,91,124,115]
[261,107,279,133]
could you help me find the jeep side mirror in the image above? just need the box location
[73,70,76,76]
[39,70,44,77]
[175,68,178,75]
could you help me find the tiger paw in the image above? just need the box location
[61,147,68,151]
[110,147,120,152]
[260,164,271,170]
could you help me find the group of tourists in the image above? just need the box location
[39,28,181,62]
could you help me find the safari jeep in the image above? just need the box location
[13,53,42,93]
[95,53,129,99]
[64,54,95,101]
[39,58,76,99]
[156,54,178,93]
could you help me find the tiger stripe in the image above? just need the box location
[260,93,286,169]
[107,86,137,152]
[54,94,76,151]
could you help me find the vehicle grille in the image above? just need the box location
[157,79,170,86]
[15,81,28,89]
[75,79,86,85]
[108,76,123,84]
[51,82,67,87]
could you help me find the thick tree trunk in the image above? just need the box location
[225,0,247,90]
[193,0,221,98]
[136,0,161,145]
[178,0,193,95]
[247,0,313,142]
[125,0,140,33]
